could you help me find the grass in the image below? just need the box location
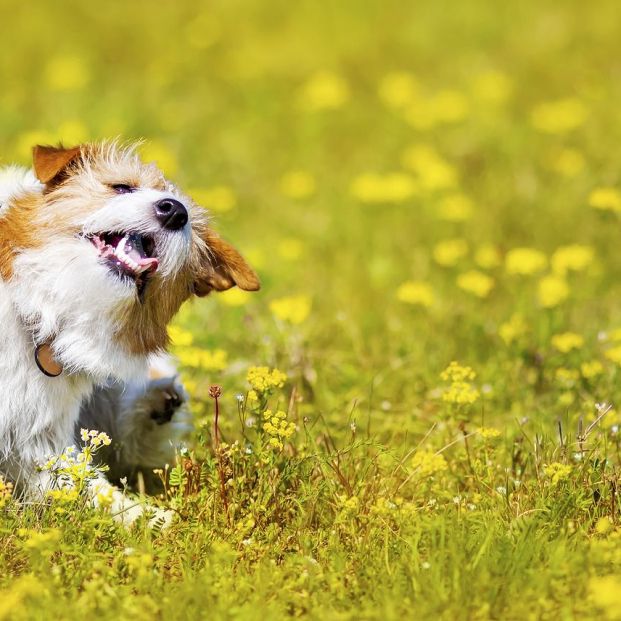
[3,0,621,618]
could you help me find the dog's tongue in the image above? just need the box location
[122,233,159,273]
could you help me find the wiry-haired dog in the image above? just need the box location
[0,141,259,523]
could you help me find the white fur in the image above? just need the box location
[0,159,194,526]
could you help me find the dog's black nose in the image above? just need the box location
[154,198,188,231]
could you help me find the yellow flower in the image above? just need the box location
[396,281,435,307]
[543,462,572,485]
[531,98,587,134]
[551,332,584,353]
[57,119,89,144]
[270,295,311,324]
[433,239,468,267]
[280,171,316,199]
[505,247,547,275]
[595,516,614,536]
[139,141,178,177]
[437,193,473,222]
[548,148,585,177]
[169,325,194,348]
[44,56,89,91]
[176,348,228,371]
[605,345,621,365]
[474,244,501,270]
[218,288,251,307]
[471,70,512,105]
[441,361,480,405]
[350,172,417,203]
[190,186,236,213]
[589,187,621,213]
[477,427,501,440]
[247,367,287,392]
[555,367,580,388]
[538,275,569,308]
[590,575,621,618]
[551,244,594,275]
[401,145,458,191]
[378,72,420,109]
[457,270,494,298]
[299,71,349,111]
[581,360,604,379]
[15,130,58,161]
[411,450,448,477]
[499,314,527,345]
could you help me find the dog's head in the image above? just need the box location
[0,141,259,379]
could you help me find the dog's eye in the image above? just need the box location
[111,184,135,194]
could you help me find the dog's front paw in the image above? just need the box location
[145,378,186,425]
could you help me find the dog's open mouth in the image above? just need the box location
[88,232,159,295]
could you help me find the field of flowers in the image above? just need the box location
[4,0,621,619]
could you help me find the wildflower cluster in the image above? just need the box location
[543,462,573,485]
[411,450,448,477]
[247,366,287,393]
[440,361,480,406]
[262,409,296,450]
[0,476,13,508]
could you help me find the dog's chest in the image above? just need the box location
[0,282,92,456]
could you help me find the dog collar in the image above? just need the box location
[34,341,63,377]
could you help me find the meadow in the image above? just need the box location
[3,0,621,618]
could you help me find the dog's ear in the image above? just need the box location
[194,232,260,297]
[33,145,82,184]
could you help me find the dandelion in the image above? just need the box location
[581,360,604,378]
[190,186,236,213]
[433,239,468,267]
[280,171,316,199]
[605,345,621,365]
[411,450,448,477]
[298,71,349,111]
[551,244,594,275]
[543,462,572,485]
[548,148,585,177]
[270,295,311,324]
[538,275,569,308]
[456,270,494,298]
[401,145,458,191]
[437,193,474,222]
[589,187,621,213]
[350,172,417,203]
[396,281,435,307]
[176,347,228,371]
[169,325,194,348]
[551,332,584,353]
[531,98,588,134]
[589,575,621,618]
[505,247,547,275]
[378,72,420,109]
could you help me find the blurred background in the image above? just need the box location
[2,0,621,436]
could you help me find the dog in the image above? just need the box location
[0,141,259,522]
[77,354,191,495]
